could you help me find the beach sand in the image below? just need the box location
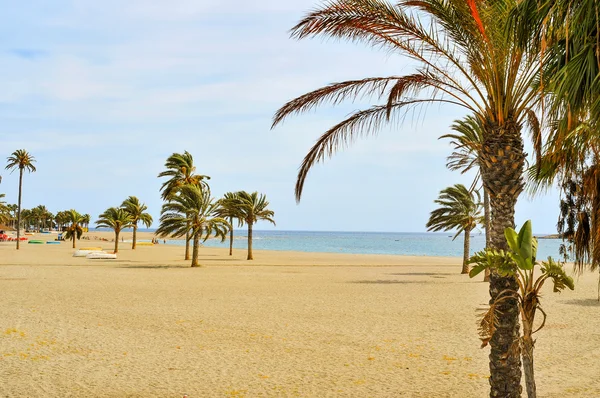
[1,232,599,397]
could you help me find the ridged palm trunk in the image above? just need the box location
[462,227,471,274]
[484,188,491,282]
[185,220,191,260]
[72,235,76,249]
[114,230,120,253]
[229,217,234,256]
[247,222,253,260]
[479,119,525,398]
[16,169,23,250]
[132,225,137,250]
[191,233,200,267]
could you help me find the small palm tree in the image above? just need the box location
[63,209,84,248]
[233,191,275,260]
[158,151,211,260]
[426,184,482,274]
[441,116,491,280]
[0,193,9,225]
[216,192,245,256]
[81,214,91,231]
[469,220,574,398]
[95,207,133,253]
[156,185,229,267]
[121,196,153,250]
[5,149,36,249]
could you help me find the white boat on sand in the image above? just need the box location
[86,252,117,260]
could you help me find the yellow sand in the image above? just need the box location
[0,232,599,397]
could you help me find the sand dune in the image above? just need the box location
[1,233,599,397]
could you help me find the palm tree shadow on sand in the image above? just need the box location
[560,298,600,307]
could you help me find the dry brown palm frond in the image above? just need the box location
[477,304,500,348]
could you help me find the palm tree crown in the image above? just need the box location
[156,185,229,267]
[63,209,84,248]
[6,150,36,174]
[426,184,481,237]
[95,207,133,253]
[121,196,153,250]
[158,151,210,200]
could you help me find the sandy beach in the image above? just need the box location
[1,232,599,397]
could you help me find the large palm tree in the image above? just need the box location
[63,209,84,249]
[520,1,600,279]
[441,116,491,280]
[216,191,245,256]
[427,184,482,274]
[5,150,36,249]
[95,207,133,254]
[121,196,153,250]
[271,1,546,393]
[233,191,275,261]
[156,185,229,267]
[158,151,211,260]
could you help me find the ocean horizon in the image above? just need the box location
[95,229,566,259]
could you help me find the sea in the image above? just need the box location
[138,229,565,260]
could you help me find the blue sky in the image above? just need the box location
[0,0,561,233]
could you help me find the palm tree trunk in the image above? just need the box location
[114,230,120,253]
[132,225,137,250]
[72,234,76,249]
[480,120,525,398]
[462,227,471,274]
[484,187,491,282]
[16,169,23,250]
[229,217,234,256]
[522,317,536,398]
[247,222,253,260]
[185,220,190,260]
[191,233,200,267]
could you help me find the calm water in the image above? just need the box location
[153,230,564,259]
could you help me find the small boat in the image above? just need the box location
[86,252,117,260]
[136,242,154,246]
[81,247,102,251]
[28,240,44,244]
[73,249,101,257]
[46,241,60,245]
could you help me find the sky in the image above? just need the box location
[0,0,561,233]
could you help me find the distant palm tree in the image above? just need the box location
[233,191,275,260]
[0,194,9,225]
[158,151,211,260]
[95,207,133,254]
[156,185,229,267]
[121,196,153,250]
[63,209,84,248]
[441,116,491,281]
[216,192,245,256]
[5,150,36,249]
[427,184,482,274]
[81,214,91,231]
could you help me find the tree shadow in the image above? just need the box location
[560,298,600,307]
[388,272,455,276]
[117,265,189,269]
[350,280,428,284]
